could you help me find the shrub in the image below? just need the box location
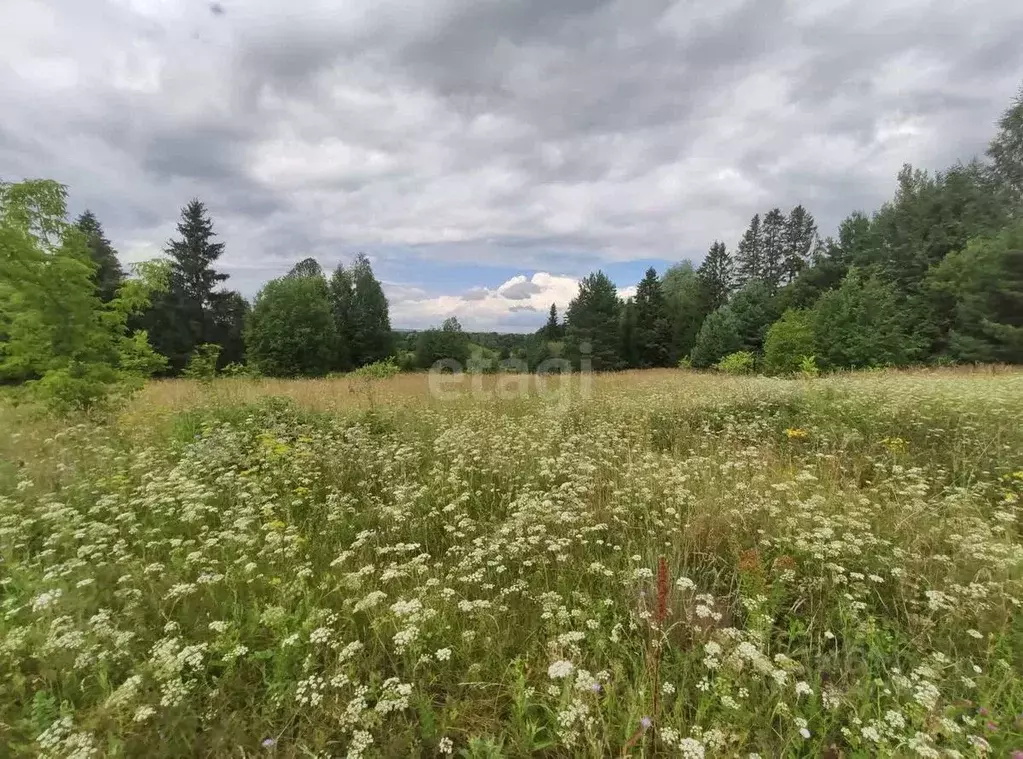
[690,307,742,368]
[764,309,815,375]
[798,354,821,378]
[182,344,222,382]
[715,350,756,375]
[349,358,401,380]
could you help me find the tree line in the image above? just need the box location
[3,86,1022,408]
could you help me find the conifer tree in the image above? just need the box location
[697,241,734,312]
[632,267,671,367]
[75,211,124,302]
[565,270,622,371]
[782,205,818,283]
[735,214,763,287]
[761,208,786,290]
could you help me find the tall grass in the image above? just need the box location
[1,369,1021,757]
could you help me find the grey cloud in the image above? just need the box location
[463,288,489,301]
[500,281,543,300]
[3,0,1023,330]
[508,304,538,313]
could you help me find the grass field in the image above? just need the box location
[1,368,1022,757]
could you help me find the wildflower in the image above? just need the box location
[438,737,453,755]
[679,737,705,759]
[548,660,574,679]
[794,681,813,697]
[435,647,452,662]
[640,716,652,730]
[262,737,276,748]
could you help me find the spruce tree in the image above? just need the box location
[735,214,763,287]
[543,303,562,340]
[75,211,124,302]
[632,267,671,367]
[565,270,622,371]
[761,208,786,290]
[144,199,229,372]
[690,307,742,368]
[782,205,818,283]
[697,241,734,312]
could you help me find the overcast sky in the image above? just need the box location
[3,0,1022,331]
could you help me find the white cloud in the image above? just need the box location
[388,272,580,332]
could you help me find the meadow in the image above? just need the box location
[1,368,1021,758]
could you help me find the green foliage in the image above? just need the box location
[245,275,339,377]
[220,361,256,378]
[348,254,393,366]
[735,213,762,288]
[286,257,323,279]
[414,316,470,369]
[715,350,756,374]
[764,309,816,374]
[349,357,401,379]
[182,343,222,382]
[2,372,1023,755]
[987,84,1023,206]
[729,280,782,354]
[631,267,672,367]
[690,307,742,368]
[812,268,917,370]
[542,303,562,341]
[0,180,168,411]
[75,210,124,302]
[662,260,708,362]
[696,242,733,312]
[140,199,237,374]
[328,264,355,371]
[565,270,622,371]
[798,354,821,378]
[926,221,1023,363]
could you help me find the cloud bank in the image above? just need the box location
[2,0,1021,329]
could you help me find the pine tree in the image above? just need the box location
[565,271,622,371]
[632,267,671,367]
[75,211,124,302]
[782,205,818,283]
[735,214,763,287]
[761,208,786,290]
[348,254,392,366]
[697,241,734,312]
